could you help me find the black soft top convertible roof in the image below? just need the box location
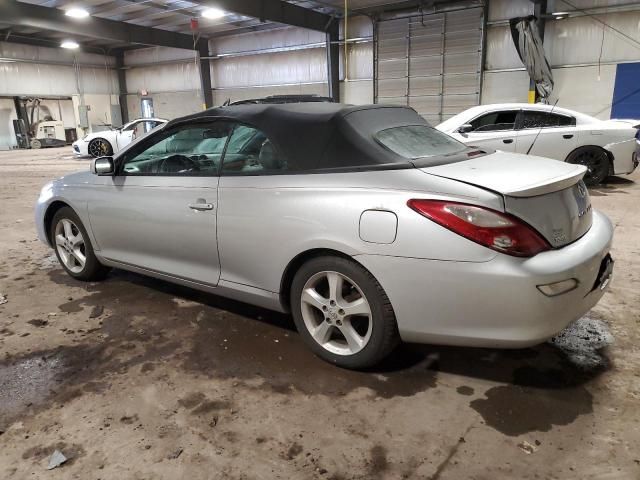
[168,103,430,172]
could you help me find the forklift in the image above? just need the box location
[13,97,68,149]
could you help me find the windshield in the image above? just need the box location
[375,125,467,160]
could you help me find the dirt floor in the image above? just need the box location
[0,147,638,479]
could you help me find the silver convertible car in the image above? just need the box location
[35,103,614,368]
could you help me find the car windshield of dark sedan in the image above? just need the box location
[375,125,467,160]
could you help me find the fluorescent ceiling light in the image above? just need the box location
[202,7,225,19]
[65,8,90,18]
[552,11,570,16]
[61,40,80,49]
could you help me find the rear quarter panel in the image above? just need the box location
[574,124,637,173]
[216,169,502,294]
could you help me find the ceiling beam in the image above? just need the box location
[188,0,336,32]
[0,0,202,50]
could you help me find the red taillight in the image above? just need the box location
[407,199,551,257]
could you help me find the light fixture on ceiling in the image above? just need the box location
[65,7,90,18]
[202,7,225,19]
[61,40,80,49]
[551,11,569,20]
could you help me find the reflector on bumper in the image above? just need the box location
[537,278,578,297]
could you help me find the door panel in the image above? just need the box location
[514,111,578,160]
[88,176,220,285]
[515,128,577,160]
[116,130,134,151]
[451,130,517,152]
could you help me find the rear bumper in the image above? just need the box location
[356,210,614,348]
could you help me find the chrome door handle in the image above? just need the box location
[188,203,214,211]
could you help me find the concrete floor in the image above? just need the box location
[0,147,639,479]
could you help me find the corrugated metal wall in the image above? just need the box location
[123,17,374,119]
[375,7,484,124]
[482,0,640,119]
[0,42,117,96]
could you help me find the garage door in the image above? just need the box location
[375,7,484,125]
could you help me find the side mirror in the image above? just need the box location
[457,124,473,134]
[92,156,115,175]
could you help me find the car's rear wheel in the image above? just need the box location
[291,256,399,369]
[88,138,113,158]
[51,207,110,281]
[566,146,610,186]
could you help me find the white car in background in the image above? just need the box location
[436,103,639,185]
[72,118,167,158]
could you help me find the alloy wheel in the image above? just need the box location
[573,149,608,185]
[54,218,86,274]
[300,271,373,356]
[89,139,110,157]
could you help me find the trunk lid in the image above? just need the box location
[421,152,593,248]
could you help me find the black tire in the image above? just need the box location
[88,138,113,158]
[291,256,399,369]
[566,146,610,186]
[50,207,110,281]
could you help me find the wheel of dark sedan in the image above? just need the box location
[50,207,110,281]
[566,146,610,186]
[291,256,399,369]
[88,138,113,158]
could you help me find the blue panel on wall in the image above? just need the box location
[611,62,640,119]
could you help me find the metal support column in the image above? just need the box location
[198,43,214,110]
[115,52,129,124]
[530,0,547,103]
[326,21,340,103]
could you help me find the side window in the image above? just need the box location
[469,110,519,132]
[120,122,231,176]
[221,124,287,174]
[519,111,576,129]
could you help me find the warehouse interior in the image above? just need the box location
[1,0,639,149]
[0,0,639,478]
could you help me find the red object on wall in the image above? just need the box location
[190,18,199,30]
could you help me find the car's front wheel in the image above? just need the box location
[88,138,113,158]
[51,207,110,281]
[291,256,399,369]
[566,146,610,186]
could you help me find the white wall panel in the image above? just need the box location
[0,62,117,96]
[83,94,119,129]
[342,15,374,39]
[212,48,327,88]
[545,11,640,66]
[342,80,373,104]
[124,46,195,66]
[548,65,617,119]
[126,92,203,120]
[481,70,530,103]
[125,62,200,93]
[488,0,532,22]
[346,42,373,80]
[211,27,325,55]
[0,42,115,66]
[485,25,523,70]
[213,82,328,106]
